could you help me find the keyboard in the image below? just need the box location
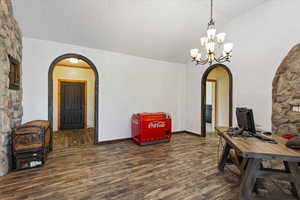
[253,132,277,144]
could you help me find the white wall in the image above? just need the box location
[222,0,300,130]
[53,66,95,131]
[185,0,300,133]
[185,63,207,134]
[22,0,296,139]
[22,37,186,142]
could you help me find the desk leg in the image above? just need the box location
[218,142,231,172]
[284,161,297,197]
[286,162,300,199]
[239,158,261,200]
[253,163,265,194]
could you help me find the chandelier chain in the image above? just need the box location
[210,0,213,23]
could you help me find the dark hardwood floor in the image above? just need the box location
[0,133,296,200]
[53,128,95,149]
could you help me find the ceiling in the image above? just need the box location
[14,0,267,63]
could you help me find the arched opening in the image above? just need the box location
[48,53,99,148]
[201,64,233,137]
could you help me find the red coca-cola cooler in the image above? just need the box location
[132,112,172,145]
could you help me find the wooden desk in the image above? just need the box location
[217,128,300,200]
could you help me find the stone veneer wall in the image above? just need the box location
[272,44,300,136]
[0,0,23,176]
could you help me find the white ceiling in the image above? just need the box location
[14,0,267,63]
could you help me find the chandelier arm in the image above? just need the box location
[214,55,228,63]
[197,60,209,65]
[192,57,209,65]
[215,55,226,60]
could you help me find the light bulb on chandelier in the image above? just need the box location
[190,0,233,65]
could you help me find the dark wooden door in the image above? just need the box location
[60,82,85,130]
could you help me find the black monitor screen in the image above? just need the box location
[236,107,256,133]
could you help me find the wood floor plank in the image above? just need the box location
[0,133,297,200]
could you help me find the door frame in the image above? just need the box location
[201,64,233,137]
[58,79,87,130]
[48,53,99,144]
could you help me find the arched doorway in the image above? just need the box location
[48,53,99,146]
[201,64,233,136]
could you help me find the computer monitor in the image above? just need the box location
[236,107,256,133]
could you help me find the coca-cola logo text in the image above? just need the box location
[148,121,165,129]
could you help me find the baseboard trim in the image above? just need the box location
[97,137,132,145]
[172,130,185,134]
[96,130,204,144]
[184,130,204,137]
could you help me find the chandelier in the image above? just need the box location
[190,0,233,65]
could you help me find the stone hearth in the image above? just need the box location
[0,0,22,176]
[272,44,300,136]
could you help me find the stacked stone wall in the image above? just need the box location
[0,0,22,176]
[272,44,300,136]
